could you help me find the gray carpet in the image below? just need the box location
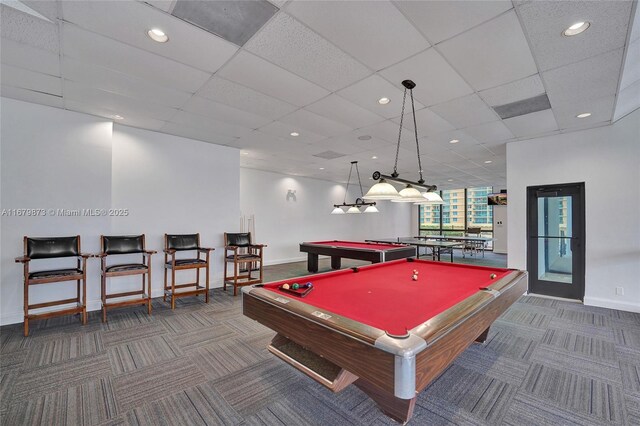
[1,257,639,425]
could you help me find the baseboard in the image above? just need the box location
[584,296,640,313]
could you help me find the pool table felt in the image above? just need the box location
[305,240,408,251]
[263,260,512,336]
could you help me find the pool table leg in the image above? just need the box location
[475,326,491,343]
[331,256,341,270]
[355,379,416,424]
[307,254,319,273]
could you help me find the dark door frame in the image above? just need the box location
[526,182,585,300]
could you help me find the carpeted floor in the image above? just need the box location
[1,256,639,425]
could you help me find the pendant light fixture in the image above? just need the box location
[331,161,378,214]
[364,80,438,202]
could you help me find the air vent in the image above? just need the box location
[313,151,346,160]
[493,94,551,120]
[171,0,278,46]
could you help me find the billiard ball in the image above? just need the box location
[304,282,313,288]
[412,274,418,281]
[413,269,418,274]
[292,283,300,290]
[282,284,290,290]
[490,274,497,279]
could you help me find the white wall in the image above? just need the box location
[0,98,240,325]
[239,168,413,264]
[507,109,640,313]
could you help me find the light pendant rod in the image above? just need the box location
[371,171,437,193]
[334,160,377,213]
[408,84,424,184]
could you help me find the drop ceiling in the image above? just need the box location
[1,0,638,190]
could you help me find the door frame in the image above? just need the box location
[526,182,585,300]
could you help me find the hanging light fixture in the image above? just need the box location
[415,191,444,205]
[331,161,378,214]
[364,79,438,202]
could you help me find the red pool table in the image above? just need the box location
[299,240,416,272]
[243,259,527,424]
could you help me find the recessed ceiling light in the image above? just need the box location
[449,139,459,144]
[484,160,492,164]
[113,115,124,120]
[378,97,390,105]
[242,151,249,155]
[576,112,592,118]
[290,132,299,137]
[371,156,377,159]
[358,135,372,141]
[563,21,590,36]
[147,28,169,43]
[447,179,454,182]
[319,167,325,170]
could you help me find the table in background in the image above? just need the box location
[299,240,416,273]
[415,234,495,257]
[365,237,463,263]
[243,259,527,424]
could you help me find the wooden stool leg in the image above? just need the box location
[147,267,152,315]
[163,266,168,302]
[102,274,107,323]
[205,265,210,303]
[223,259,227,291]
[81,277,87,325]
[23,273,29,336]
[171,268,176,310]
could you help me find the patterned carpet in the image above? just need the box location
[1,257,639,425]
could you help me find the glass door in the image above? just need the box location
[527,183,585,300]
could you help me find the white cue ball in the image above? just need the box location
[412,274,418,281]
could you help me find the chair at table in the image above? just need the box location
[224,232,266,296]
[163,233,214,309]
[15,235,90,336]
[97,235,156,322]
[464,227,483,257]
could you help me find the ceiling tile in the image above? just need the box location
[244,12,371,91]
[63,80,179,121]
[160,122,239,146]
[61,0,238,72]
[463,121,515,145]
[357,119,406,143]
[0,38,60,76]
[169,110,254,138]
[543,48,624,103]
[516,0,633,72]
[393,0,513,44]
[305,94,385,129]
[62,57,192,109]
[22,0,58,21]
[308,136,370,156]
[143,1,176,13]
[337,74,424,119]
[449,144,496,162]
[1,64,62,96]
[285,0,428,71]
[0,85,63,108]
[503,109,559,137]
[62,24,211,93]
[479,74,545,106]
[438,11,538,91]
[424,130,480,151]
[552,95,615,129]
[65,100,167,131]
[620,39,640,90]
[181,96,272,129]
[258,121,326,144]
[430,94,499,128]
[197,77,297,120]
[392,107,455,137]
[217,51,329,107]
[233,131,316,157]
[279,109,353,137]
[0,4,58,52]
[614,79,640,121]
[380,48,474,106]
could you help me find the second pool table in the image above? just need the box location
[243,259,527,423]
[299,240,416,272]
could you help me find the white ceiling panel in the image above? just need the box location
[424,130,480,151]
[1,64,62,96]
[181,96,272,129]
[543,48,624,104]
[0,85,63,108]
[430,94,499,129]
[463,121,515,145]
[503,109,559,138]
[308,137,370,156]
[279,109,353,137]
[0,38,60,76]
[392,107,455,137]
[232,131,315,157]
[438,11,538,91]
[197,77,297,120]
[285,0,428,71]
[552,95,615,129]
[65,100,167,131]
[380,48,474,107]
[62,57,192,109]
[484,143,506,156]
[22,0,59,22]
[620,39,640,90]
[160,122,238,146]
[450,144,496,162]
[357,119,407,143]
[62,24,211,93]
[337,74,424,119]
[479,74,545,106]
[0,4,58,52]
[143,1,175,13]
[244,12,371,91]
[217,51,329,107]
[516,1,633,72]
[258,121,326,144]
[305,94,385,129]
[614,79,640,121]
[61,0,238,73]
[393,1,513,44]
[169,110,254,139]
[63,81,179,121]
